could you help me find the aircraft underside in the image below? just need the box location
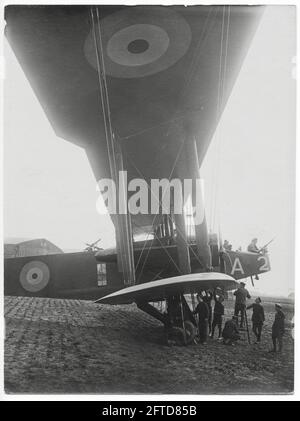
[4,5,269,345]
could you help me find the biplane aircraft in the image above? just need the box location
[4,5,271,344]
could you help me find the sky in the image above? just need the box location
[3,5,296,296]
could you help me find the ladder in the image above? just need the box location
[239,308,251,344]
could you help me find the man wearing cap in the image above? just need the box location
[202,290,213,336]
[211,295,225,340]
[193,294,209,344]
[247,297,265,343]
[233,282,251,328]
[271,303,285,353]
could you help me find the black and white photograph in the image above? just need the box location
[1,2,296,398]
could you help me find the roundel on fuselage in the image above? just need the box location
[19,261,50,293]
[84,6,192,78]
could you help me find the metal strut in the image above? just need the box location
[90,7,135,286]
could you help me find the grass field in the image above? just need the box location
[4,295,294,394]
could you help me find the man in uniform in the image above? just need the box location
[247,297,265,343]
[222,316,240,346]
[271,303,285,353]
[193,294,209,344]
[202,290,213,336]
[233,281,251,328]
[211,295,225,339]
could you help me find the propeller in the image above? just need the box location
[84,238,102,251]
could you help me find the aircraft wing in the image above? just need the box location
[5,5,264,235]
[95,272,238,305]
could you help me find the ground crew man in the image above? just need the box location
[193,294,209,344]
[222,316,240,346]
[234,282,251,328]
[202,290,213,335]
[211,295,225,339]
[271,303,285,353]
[247,297,265,343]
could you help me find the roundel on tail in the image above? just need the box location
[84,6,192,78]
[19,261,50,293]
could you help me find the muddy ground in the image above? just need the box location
[4,296,294,394]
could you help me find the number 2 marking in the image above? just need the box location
[258,256,269,271]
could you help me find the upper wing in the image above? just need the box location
[5,5,264,235]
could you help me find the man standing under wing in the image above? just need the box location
[193,294,209,344]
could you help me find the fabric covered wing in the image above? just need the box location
[5,5,264,234]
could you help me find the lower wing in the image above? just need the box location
[95,272,238,305]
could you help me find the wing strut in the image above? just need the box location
[91,7,135,285]
[188,136,212,270]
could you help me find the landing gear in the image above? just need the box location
[137,293,198,346]
[165,294,198,346]
[166,326,186,346]
[183,320,197,344]
[166,320,197,346]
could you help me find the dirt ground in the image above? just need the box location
[4,296,294,395]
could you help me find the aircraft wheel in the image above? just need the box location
[183,321,197,345]
[167,322,196,346]
[167,326,186,346]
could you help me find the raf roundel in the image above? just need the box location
[84,7,192,78]
[107,24,170,67]
[19,261,50,293]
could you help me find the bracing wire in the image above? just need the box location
[210,6,231,234]
[90,7,125,279]
[209,6,226,232]
[213,6,231,234]
[91,7,135,284]
[91,6,228,280]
